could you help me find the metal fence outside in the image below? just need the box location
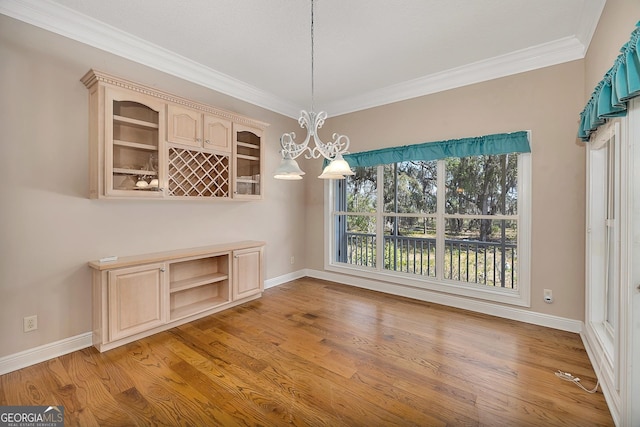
[343,232,517,288]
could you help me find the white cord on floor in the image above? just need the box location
[555,370,600,394]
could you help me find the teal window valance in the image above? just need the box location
[578,21,640,141]
[338,131,531,169]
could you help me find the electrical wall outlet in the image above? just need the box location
[24,315,38,332]
[290,256,295,265]
[543,289,553,304]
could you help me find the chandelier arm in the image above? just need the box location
[310,133,351,160]
[280,111,314,159]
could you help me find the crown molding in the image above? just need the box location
[1,0,602,119]
[325,36,587,117]
[573,0,607,51]
[0,0,301,118]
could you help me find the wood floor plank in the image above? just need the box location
[0,278,614,426]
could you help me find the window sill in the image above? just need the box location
[326,261,530,307]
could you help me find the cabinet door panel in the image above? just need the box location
[233,248,263,300]
[203,115,231,152]
[167,104,202,147]
[108,263,166,341]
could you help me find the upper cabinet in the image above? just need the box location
[81,70,268,200]
[167,104,232,152]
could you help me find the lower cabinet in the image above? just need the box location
[233,247,263,300]
[90,241,264,352]
[108,263,167,342]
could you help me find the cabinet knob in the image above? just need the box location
[160,267,166,272]
[196,138,202,143]
[205,139,211,144]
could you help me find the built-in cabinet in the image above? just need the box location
[82,70,267,200]
[90,241,264,352]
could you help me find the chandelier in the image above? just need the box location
[273,0,354,180]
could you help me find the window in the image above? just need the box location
[326,135,531,306]
[586,120,620,369]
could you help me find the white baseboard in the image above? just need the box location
[264,270,307,289]
[1,269,582,375]
[0,270,304,376]
[0,333,93,375]
[304,269,583,333]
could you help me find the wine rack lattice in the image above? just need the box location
[168,147,229,198]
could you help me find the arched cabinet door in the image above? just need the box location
[103,87,165,198]
[233,124,263,199]
[167,104,232,152]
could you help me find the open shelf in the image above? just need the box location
[114,139,157,151]
[170,272,228,293]
[168,254,230,320]
[169,295,228,321]
[236,141,260,150]
[114,114,159,129]
[113,168,158,176]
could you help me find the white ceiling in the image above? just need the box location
[1,0,606,118]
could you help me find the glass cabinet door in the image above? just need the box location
[105,88,165,197]
[233,124,263,199]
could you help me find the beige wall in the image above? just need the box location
[0,15,304,357]
[307,61,588,320]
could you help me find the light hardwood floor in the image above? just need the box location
[0,278,613,426]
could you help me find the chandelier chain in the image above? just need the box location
[310,0,315,114]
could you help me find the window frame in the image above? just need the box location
[324,152,531,307]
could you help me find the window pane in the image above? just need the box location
[444,219,517,289]
[346,166,377,213]
[445,154,518,215]
[383,216,436,277]
[384,161,437,214]
[335,214,376,267]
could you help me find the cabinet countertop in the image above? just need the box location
[89,240,265,271]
